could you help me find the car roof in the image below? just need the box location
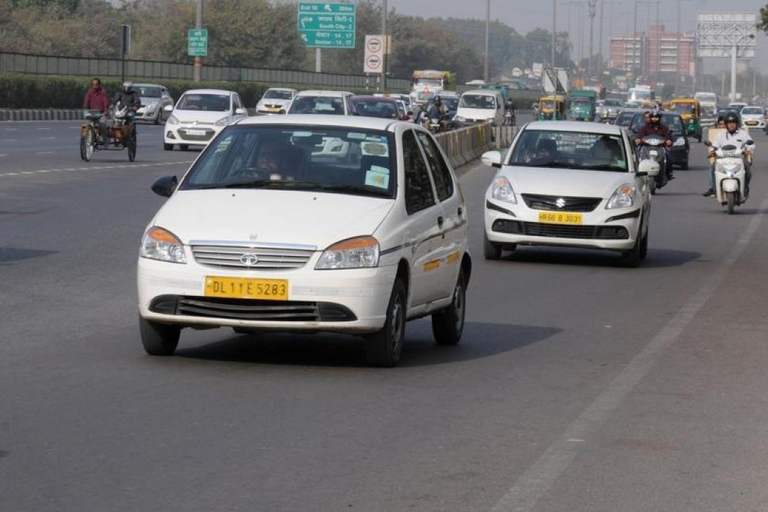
[234,114,410,132]
[266,87,297,92]
[350,95,397,103]
[295,90,353,97]
[181,89,234,96]
[133,83,165,88]
[462,89,501,96]
[524,121,625,136]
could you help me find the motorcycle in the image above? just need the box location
[706,139,754,214]
[637,135,669,195]
[80,101,138,162]
[504,108,516,126]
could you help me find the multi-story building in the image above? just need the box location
[610,26,695,78]
[609,34,645,73]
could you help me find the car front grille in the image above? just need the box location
[149,295,356,322]
[178,128,215,141]
[522,194,603,212]
[191,244,315,270]
[492,220,629,240]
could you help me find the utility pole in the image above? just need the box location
[632,0,638,80]
[598,0,603,79]
[193,0,203,82]
[484,0,490,82]
[588,0,597,78]
[552,0,557,68]
[382,0,387,91]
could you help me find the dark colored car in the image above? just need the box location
[629,112,690,169]
[614,108,646,133]
[350,96,408,120]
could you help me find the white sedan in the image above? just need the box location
[139,115,470,367]
[163,89,248,150]
[482,121,660,267]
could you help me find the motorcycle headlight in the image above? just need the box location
[167,114,180,125]
[316,236,379,270]
[215,117,230,127]
[491,176,517,204]
[606,184,635,210]
[674,137,686,147]
[720,165,740,176]
[140,227,187,264]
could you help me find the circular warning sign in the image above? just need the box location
[367,37,382,53]
[366,55,382,72]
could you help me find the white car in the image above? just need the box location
[287,90,356,116]
[138,115,470,367]
[163,89,248,151]
[740,106,765,129]
[482,121,660,267]
[133,83,174,124]
[255,88,297,115]
[454,89,504,127]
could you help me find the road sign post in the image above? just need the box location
[188,29,209,57]
[298,3,356,51]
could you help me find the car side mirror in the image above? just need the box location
[151,175,178,198]
[235,108,247,116]
[481,150,503,168]
[637,160,660,177]
[163,105,173,113]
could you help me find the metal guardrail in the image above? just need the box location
[0,52,411,91]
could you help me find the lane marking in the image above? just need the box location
[0,139,18,142]
[37,127,52,130]
[35,151,55,155]
[490,194,768,512]
[38,137,57,141]
[0,160,194,178]
[4,128,18,132]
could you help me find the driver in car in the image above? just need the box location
[527,139,557,165]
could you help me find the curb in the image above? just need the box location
[0,109,83,121]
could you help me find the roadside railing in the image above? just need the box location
[435,122,518,169]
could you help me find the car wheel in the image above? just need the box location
[163,143,173,151]
[180,144,189,151]
[639,228,649,260]
[366,277,407,368]
[432,270,466,346]
[483,232,502,260]
[139,317,180,356]
[621,234,643,268]
[154,114,160,125]
[681,158,689,170]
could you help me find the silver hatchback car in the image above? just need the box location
[134,83,174,125]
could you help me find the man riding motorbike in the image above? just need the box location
[636,110,674,180]
[83,77,109,145]
[112,81,141,115]
[704,112,754,197]
[426,98,446,132]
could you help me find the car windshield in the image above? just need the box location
[440,98,459,110]
[541,100,557,110]
[415,79,442,88]
[177,94,230,112]
[572,98,591,105]
[459,94,496,109]
[604,100,623,107]
[672,103,696,114]
[742,107,763,115]
[136,86,162,98]
[180,126,396,199]
[615,112,635,127]
[629,114,683,134]
[696,93,716,103]
[508,130,629,172]
[288,96,345,115]
[351,99,398,119]
[263,90,293,100]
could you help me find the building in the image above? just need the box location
[610,26,695,78]
[609,34,645,73]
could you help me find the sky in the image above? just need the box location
[386,0,768,73]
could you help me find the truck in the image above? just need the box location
[694,92,718,117]
[628,85,655,104]
[569,90,598,121]
[410,70,453,106]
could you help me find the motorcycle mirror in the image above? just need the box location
[746,139,755,146]
[703,140,713,147]
[151,175,178,198]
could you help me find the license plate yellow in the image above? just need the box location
[204,277,288,301]
[538,212,583,225]
[747,121,757,126]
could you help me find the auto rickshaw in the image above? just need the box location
[670,99,702,142]
[538,95,566,121]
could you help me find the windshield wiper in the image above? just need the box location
[313,184,392,197]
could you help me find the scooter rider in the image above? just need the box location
[636,109,674,180]
[704,112,754,197]
[112,81,141,114]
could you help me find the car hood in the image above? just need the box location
[153,189,395,249]
[172,110,230,124]
[499,166,634,199]
[259,98,292,108]
[140,98,160,107]
[741,114,763,120]
[457,107,496,120]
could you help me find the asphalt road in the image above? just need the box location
[2,119,768,512]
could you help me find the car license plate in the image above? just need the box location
[538,212,583,225]
[204,277,288,301]
[747,121,757,126]
[185,129,207,136]
[649,150,658,157]
[268,107,280,112]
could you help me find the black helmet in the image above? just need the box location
[723,112,740,127]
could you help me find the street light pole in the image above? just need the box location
[588,0,597,78]
[193,0,203,82]
[632,0,638,79]
[382,0,387,91]
[484,0,490,82]
[552,0,557,68]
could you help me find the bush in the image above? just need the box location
[0,73,375,109]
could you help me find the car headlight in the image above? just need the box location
[140,227,187,264]
[606,184,635,209]
[674,137,686,147]
[316,236,379,270]
[167,114,180,125]
[491,176,517,204]
[215,117,230,127]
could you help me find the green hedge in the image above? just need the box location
[0,73,377,109]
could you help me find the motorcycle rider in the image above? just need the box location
[83,77,109,145]
[427,97,446,132]
[636,110,674,180]
[112,81,141,115]
[704,112,754,197]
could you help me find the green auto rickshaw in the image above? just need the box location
[670,99,702,142]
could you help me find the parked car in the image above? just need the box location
[481,121,658,267]
[133,83,174,125]
[255,88,297,115]
[628,112,690,169]
[287,90,356,116]
[139,115,471,367]
[163,89,248,151]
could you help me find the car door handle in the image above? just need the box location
[437,216,444,226]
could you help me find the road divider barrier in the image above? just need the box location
[435,122,516,169]
[0,109,84,121]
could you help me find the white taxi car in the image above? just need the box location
[740,106,766,130]
[482,122,659,267]
[255,88,297,115]
[163,89,248,151]
[139,116,470,367]
[286,90,356,116]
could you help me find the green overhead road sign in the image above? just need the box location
[188,29,208,57]
[298,2,356,49]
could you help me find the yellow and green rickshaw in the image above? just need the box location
[538,95,567,121]
[670,99,702,142]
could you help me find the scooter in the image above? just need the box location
[504,108,516,126]
[637,135,669,195]
[706,139,753,214]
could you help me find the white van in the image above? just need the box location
[454,90,504,127]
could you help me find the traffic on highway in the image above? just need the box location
[4,1,768,511]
